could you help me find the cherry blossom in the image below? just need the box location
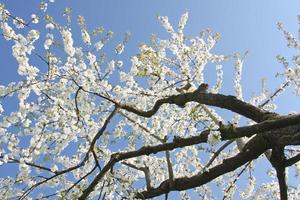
[0,2,299,200]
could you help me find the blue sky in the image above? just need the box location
[0,0,300,199]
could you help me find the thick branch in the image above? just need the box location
[277,167,288,200]
[78,131,210,199]
[270,147,287,200]
[220,114,300,140]
[78,114,300,199]
[120,91,268,122]
[137,135,270,199]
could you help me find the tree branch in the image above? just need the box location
[270,147,287,200]
[165,150,174,188]
[77,113,300,199]
[220,114,300,140]
[120,90,268,123]
[285,153,300,167]
[78,130,210,199]
[136,135,270,199]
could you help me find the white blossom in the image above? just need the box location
[81,29,91,45]
[31,14,39,24]
[158,15,174,33]
[61,29,75,56]
[94,40,104,50]
[50,164,58,172]
[13,17,25,29]
[45,23,55,29]
[116,60,123,67]
[207,130,221,145]
[0,7,299,200]
[27,29,40,43]
[240,176,256,199]
[115,43,124,54]
[1,22,15,40]
[86,52,96,66]
[0,104,3,114]
[44,33,53,50]
[178,12,188,33]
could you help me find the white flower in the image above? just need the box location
[2,154,8,163]
[1,22,15,40]
[44,34,53,50]
[31,14,39,24]
[240,176,255,199]
[0,3,4,13]
[27,30,40,43]
[87,52,96,66]
[207,130,221,145]
[23,118,31,127]
[108,60,115,71]
[211,65,223,93]
[116,60,123,67]
[40,2,48,12]
[45,23,55,29]
[158,15,174,33]
[94,40,104,51]
[0,104,3,114]
[233,53,244,101]
[178,12,188,33]
[81,29,91,45]
[61,29,75,56]
[286,68,295,80]
[51,165,58,172]
[13,17,25,29]
[115,43,124,54]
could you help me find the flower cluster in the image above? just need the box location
[277,18,300,95]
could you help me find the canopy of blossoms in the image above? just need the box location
[0,1,300,199]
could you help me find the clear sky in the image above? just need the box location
[0,0,300,199]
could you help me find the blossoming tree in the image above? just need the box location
[0,1,300,199]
